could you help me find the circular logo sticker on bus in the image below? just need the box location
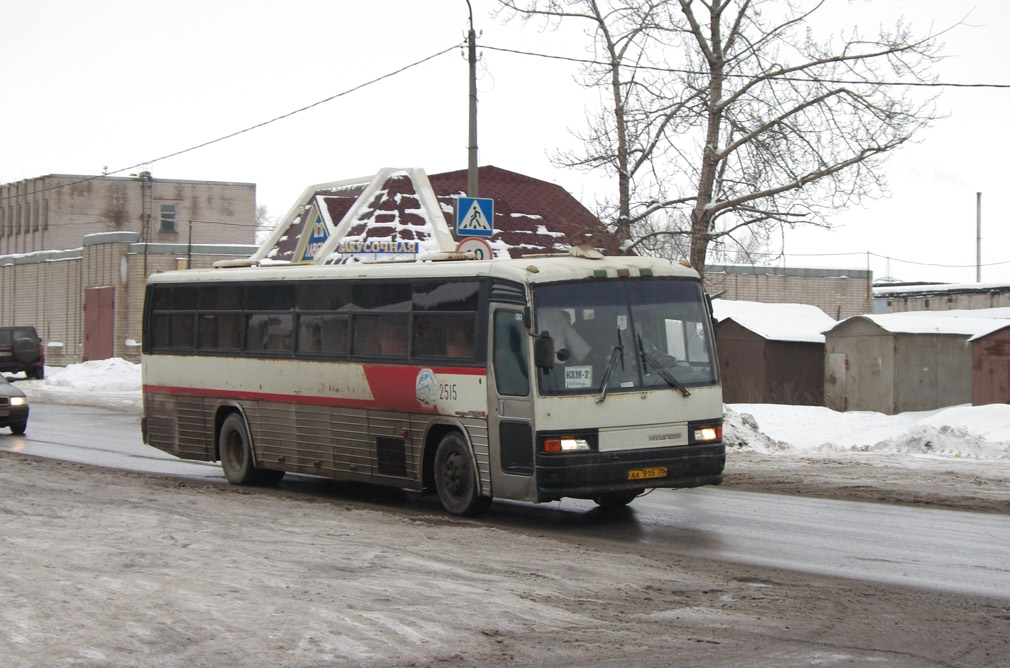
[415,368,438,408]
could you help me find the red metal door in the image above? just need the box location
[977,358,1010,405]
[84,286,115,361]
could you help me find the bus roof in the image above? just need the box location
[147,253,701,286]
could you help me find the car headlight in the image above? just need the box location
[543,437,591,453]
[9,397,26,406]
[693,425,721,441]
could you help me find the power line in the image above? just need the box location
[5,43,464,198]
[727,249,1010,270]
[108,42,463,176]
[480,43,1010,89]
[867,252,1010,270]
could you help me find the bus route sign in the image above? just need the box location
[455,197,494,238]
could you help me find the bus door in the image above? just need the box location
[487,308,538,502]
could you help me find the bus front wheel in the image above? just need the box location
[434,432,491,517]
[219,413,284,486]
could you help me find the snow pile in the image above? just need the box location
[17,358,143,410]
[40,357,141,392]
[729,403,1010,460]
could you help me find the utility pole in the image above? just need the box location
[466,0,478,197]
[976,192,982,283]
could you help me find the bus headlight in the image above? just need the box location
[543,437,591,453]
[693,426,721,442]
[9,397,26,406]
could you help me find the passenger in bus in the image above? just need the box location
[446,323,474,359]
[379,318,408,356]
[538,308,591,363]
[307,322,323,352]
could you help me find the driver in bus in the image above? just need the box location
[539,308,591,364]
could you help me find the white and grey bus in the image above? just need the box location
[141,250,725,515]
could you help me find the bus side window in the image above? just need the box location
[493,311,529,397]
[413,313,476,359]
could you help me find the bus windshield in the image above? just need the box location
[533,279,717,396]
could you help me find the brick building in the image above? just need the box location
[0,172,256,256]
[874,282,1010,313]
[704,264,872,321]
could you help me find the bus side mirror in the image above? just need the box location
[705,292,718,333]
[534,331,555,369]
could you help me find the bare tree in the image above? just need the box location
[254,205,275,245]
[496,0,945,276]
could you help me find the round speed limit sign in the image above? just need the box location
[456,237,493,260]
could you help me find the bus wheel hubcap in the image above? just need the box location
[444,453,465,497]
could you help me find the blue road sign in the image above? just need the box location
[456,197,494,237]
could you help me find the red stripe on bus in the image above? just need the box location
[142,384,374,408]
[143,364,486,413]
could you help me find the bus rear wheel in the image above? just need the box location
[219,413,285,486]
[434,432,491,517]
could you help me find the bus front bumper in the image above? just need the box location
[535,443,725,502]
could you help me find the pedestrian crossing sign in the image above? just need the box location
[455,197,494,237]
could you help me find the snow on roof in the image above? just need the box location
[874,281,1010,296]
[830,313,1010,338]
[712,300,836,343]
[898,307,1010,320]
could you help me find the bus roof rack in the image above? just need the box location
[521,245,605,260]
[569,245,604,259]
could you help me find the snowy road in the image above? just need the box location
[4,402,1009,602]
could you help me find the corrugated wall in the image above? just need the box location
[1,234,255,366]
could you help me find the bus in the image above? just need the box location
[141,250,725,515]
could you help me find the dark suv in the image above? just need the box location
[0,326,45,379]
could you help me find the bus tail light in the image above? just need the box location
[543,437,591,453]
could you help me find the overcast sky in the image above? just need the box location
[1,0,1007,284]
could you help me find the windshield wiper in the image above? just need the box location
[637,334,691,397]
[595,328,625,404]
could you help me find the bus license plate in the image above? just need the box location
[627,467,667,481]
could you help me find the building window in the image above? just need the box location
[0,208,5,237]
[43,199,49,230]
[32,201,39,231]
[160,203,176,233]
